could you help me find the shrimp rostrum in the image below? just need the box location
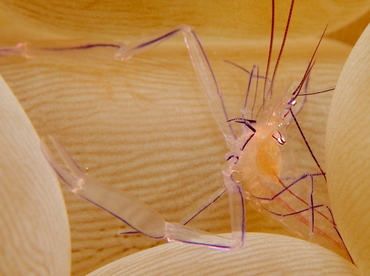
[42,0,351,262]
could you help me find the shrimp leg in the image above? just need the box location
[178,164,246,248]
[115,25,237,145]
[42,136,245,249]
[41,137,166,239]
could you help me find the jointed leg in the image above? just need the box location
[43,126,245,249]
[115,25,237,145]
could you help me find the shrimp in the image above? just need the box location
[1,0,352,263]
[209,1,352,261]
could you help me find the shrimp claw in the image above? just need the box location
[41,136,246,249]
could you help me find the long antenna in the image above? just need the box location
[269,0,295,98]
[291,25,328,102]
[263,0,275,106]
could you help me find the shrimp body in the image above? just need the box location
[233,100,287,192]
[226,79,348,258]
[233,125,284,198]
[229,87,298,210]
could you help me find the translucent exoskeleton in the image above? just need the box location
[39,23,248,250]
[2,0,352,263]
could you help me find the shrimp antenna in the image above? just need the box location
[287,25,329,180]
[291,25,328,101]
[298,87,335,96]
[41,43,120,51]
[290,60,316,102]
[268,0,295,100]
[263,0,276,105]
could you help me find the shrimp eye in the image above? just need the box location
[272,130,286,145]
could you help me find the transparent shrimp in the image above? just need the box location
[212,0,352,261]
[1,0,352,262]
[108,0,350,261]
